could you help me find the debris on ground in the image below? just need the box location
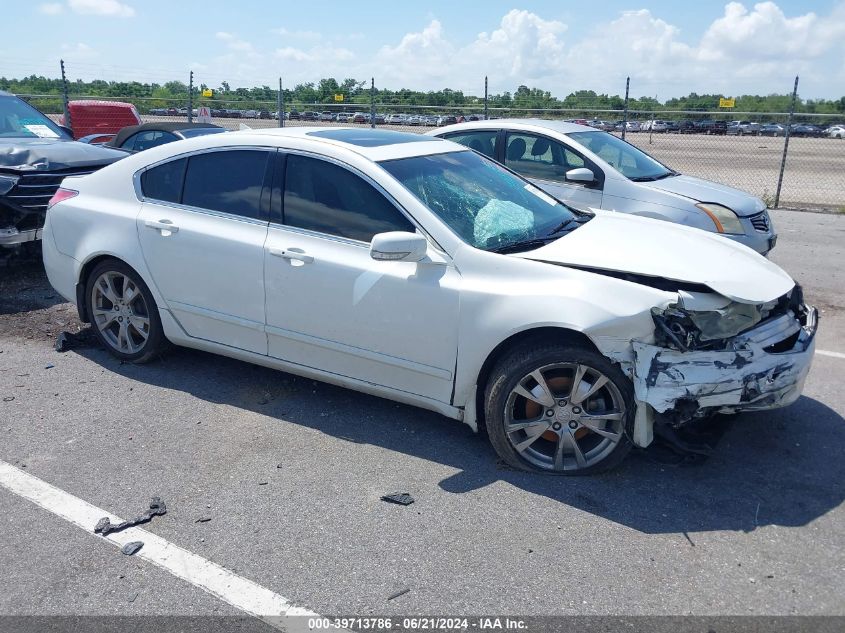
[640,416,734,466]
[121,541,144,556]
[94,497,167,536]
[44,364,55,369]
[54,329,96,353]
[381,492,414,506]
[387,587,411,601]
[2,396,14,402]
[195,517,212,523]
[128,592,139,603]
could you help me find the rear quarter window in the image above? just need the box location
[140,158,186,203]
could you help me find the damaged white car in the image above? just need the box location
[41,128,817,474]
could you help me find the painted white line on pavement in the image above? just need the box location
[0,460,320,630]
[817,349,845,360]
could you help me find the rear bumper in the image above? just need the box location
[41,222,79,304]
[0,227,42,246]
[632,305,817,423]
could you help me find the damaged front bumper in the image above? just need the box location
[0,226,42,246]
[633,305,817,424]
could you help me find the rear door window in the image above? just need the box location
[181,150,270,220]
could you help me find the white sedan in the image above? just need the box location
[42,127,817,474]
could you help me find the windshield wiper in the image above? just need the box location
[489,236,560,254]
[631,171,676,182]
[546,214,593,236]
[653,171,678,180]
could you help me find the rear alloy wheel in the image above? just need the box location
[86,260,166,363]
[485,344,634,474]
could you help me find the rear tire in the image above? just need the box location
[85,259,167,363]
[484,343,634,475]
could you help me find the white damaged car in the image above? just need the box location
[42,128,817,474]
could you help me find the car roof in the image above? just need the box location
[125,126,465,163]
[431,118,596,136]
[109,121,223,147]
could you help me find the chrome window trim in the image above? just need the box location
[132,145,273,226]
[141,198,270,228]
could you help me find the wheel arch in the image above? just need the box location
[75,254,142,323]
[472,326,600,433]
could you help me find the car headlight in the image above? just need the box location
[0,174,20,195]
[696,203,744,235]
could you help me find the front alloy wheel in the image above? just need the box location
[485,344,634,474]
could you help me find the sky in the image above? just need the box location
[3,0,845,100]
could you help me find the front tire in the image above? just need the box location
[484,343,634,475]
[85,259,166,363]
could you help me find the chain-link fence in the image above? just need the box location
[9,63,845,210]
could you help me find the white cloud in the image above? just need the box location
[67,0,135,17]
[275,45,354,63]
[563,2,845,97]
[38,3,64,14]
[375,20,456,87]
[275,47,313,63]
[60,42,98,60]
[272,27,322,40]
[365,3,845,98]
[466,10,567,78]
[195,2,845,98]
[215,31,259,57]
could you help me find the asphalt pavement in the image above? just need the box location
[0,209,843,625]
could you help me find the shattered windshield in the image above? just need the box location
[381,150,582,252]
[567,130,674,181]
[0,95,69,139]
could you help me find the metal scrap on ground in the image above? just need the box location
[121,541,143,556]
[381,492,415,506]
[54,330,94,353]
[93,497,167,536]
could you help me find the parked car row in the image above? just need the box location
[149,107,272,119]
[280,111,484,126]
[579,118,842,138]
[140,107,845,139]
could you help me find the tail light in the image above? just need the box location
[47,188,78,210]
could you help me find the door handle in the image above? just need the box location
[145,219,179,234]
[269,248,314,264]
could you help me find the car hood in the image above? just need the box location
[641,174,764,217]
[516,212,794,304]
[0,138,125,172]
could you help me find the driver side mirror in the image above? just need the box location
[566,167,595,183]
[370,231,428,262]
